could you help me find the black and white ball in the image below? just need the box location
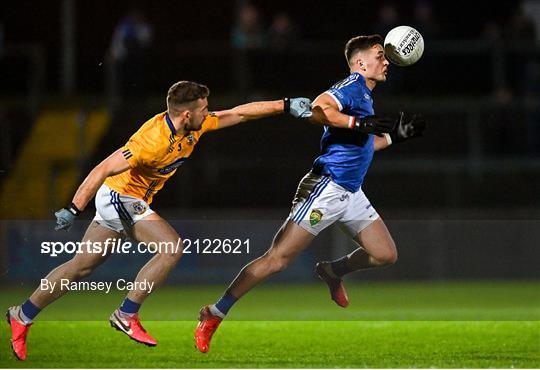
[384,26,424,66]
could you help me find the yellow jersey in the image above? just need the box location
[104,112,219,203]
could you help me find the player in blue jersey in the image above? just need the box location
[195,34,426,352]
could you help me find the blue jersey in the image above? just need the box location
[312,72,375,192]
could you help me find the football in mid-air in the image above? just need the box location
[384,26,424,66]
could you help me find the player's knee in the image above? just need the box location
[268,255,289,273]
[378,249,398,266]
[161,245,183,264]
[73,264,96,279]
[66,256,97,279]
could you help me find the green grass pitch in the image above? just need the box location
[1,281,539,368]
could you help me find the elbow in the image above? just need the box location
[309,106,331,126]
[308,116,321,125]
[92,163,115,180]
[311,105,343,128]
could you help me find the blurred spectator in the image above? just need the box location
[373,3,401,36]
[267,13,300,50]
[110,8,153,62]
[230,2,266,98]
[503,4,536,40]
[0,22,4,56]
[485,88,522,156]
[372,3,403,94]
[523,0,540,41]
[411,0,440,40]
[108,8,153,98]
[523,62,540,154]
[480,20,503,43]
[231,3,266,50]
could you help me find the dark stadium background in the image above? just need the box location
[0,0,539,284]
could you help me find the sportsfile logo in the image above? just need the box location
[40,238,180,257]
[40,238,251,256]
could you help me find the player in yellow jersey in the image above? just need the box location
[6,81,312,360]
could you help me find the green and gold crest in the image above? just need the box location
[309,209,323,226]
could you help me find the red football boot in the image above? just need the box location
[194,306,222,353]
[109,309,157,346]
[6,306,32,361]
[316,261,349,307]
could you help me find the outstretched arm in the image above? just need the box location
[213,97,311,130]
[214,100,285,129]
[55,149,130,230]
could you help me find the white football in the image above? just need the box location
[384,26,424,66]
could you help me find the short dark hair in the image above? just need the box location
[344,35,384,66]
[167,81,210,114]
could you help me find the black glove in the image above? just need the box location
[389,111,426,143]
[350,115,395,136]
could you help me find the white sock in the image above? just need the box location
[16,307,33,325]
[117,308,136,317]
[209,304,225,319]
